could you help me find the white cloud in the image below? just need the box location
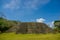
[24,0,50,9]
[47,21,54,27]
[4,0,20,10]
[36,18,46,23]
[3,0,50,10]
[50,21,54,27]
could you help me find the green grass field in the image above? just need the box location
[0,33,60,40]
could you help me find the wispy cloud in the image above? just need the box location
[24,0,50,9]
[4,0,20,10]
[50,21,54,27]
[36,18,46,23]
[3,0,50,10]
[47,21,54,27]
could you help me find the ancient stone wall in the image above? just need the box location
[16,22,50,34]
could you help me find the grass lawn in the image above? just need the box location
[0,33,60,40]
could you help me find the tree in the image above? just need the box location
[54,21,60,33]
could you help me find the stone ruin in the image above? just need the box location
[15,22,52,34]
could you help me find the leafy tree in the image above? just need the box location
[54,21,60,33]
[0,17,16,33]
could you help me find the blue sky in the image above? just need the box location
[0,0,60,27]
